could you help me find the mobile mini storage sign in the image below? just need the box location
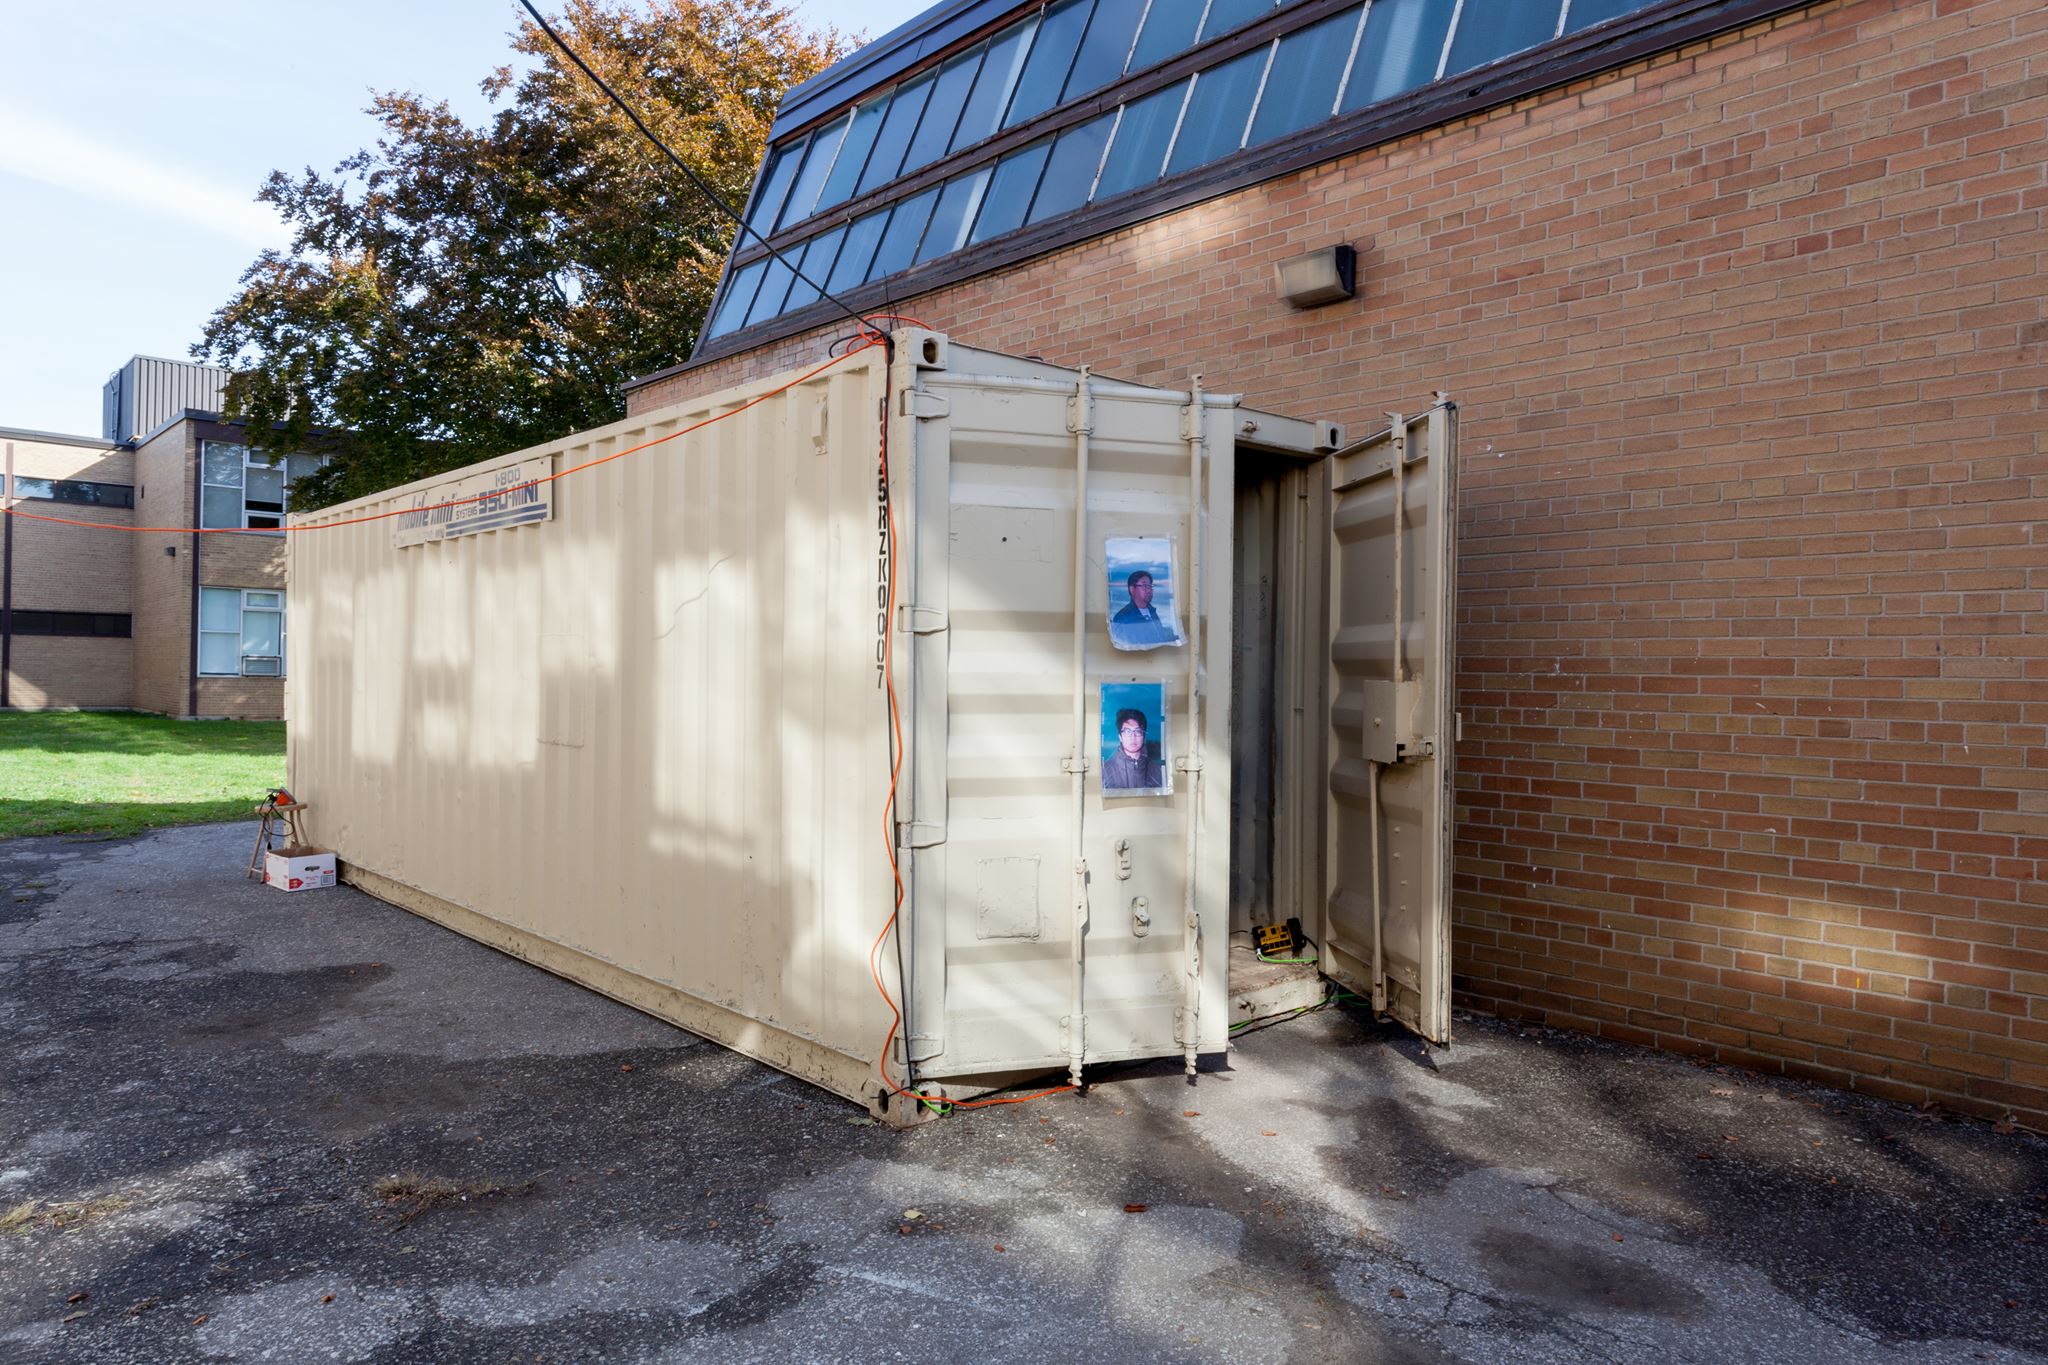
[287,332,1456,1122]
[392,456,554,548]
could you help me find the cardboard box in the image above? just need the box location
[264,846,337,892]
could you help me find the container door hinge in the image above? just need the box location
[1067,393,1093,435]
[897,605,947,635]
[1173,756,1205,773]
[1060,756,1090,774]
[901,390,950,420]
[897,821,945,850]
[1180,403,1204,441]
[1173,1006,1191,1046]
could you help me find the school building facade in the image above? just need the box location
[628,0,2048,1123]
[2,357,326,720]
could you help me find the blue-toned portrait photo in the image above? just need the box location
[1100,680,1170,797]
[1106,536,1185,651]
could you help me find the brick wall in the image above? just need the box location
[6,639,133,709]
[4,436,134,708]
[636,0,2048,1123]
[129,422,193,716]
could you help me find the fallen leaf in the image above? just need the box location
[619,1064,634,1073]
[902,1209,923,1221]
[61,1311,87,1324]
[2006,1300,2019,1310]
[1387,1286,1407,1300]
[1695,1153,1713,1161]
[898,1224,913,1236]
[1182,1111,1201,1118]
[1261,1130,1278,1138]
[1711,1088,1734,1096]
[192,1315,209,1326]
[1612,1233,1625,1242]
[1123,1204,1148,1214]
[1994,1117,2017,1135]
[993,1243,1006,1252]
[1723,1134,1739,1143]
[66,1293,88,1305]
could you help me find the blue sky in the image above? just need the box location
[0,1,930,438]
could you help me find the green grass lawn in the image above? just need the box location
[0,711,285,840]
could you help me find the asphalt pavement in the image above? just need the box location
[2,823,2044,1364]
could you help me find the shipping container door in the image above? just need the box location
[1320,404,1458,1043]
[898,348,1234,1087]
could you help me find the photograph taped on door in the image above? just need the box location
[1105,536,1185,651]
[1101,680,1170,797]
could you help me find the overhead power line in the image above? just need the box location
[511,0,869,338]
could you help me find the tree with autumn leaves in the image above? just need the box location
[196,0,848,509]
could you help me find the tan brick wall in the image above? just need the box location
[194,676,284,721]
[4,436,135,708]
[637,0,2048,1124]
[6,638,133,709]
[199,533,286,592]
[129,423,194,716]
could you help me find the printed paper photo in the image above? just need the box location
[1106,537,1185,651]
[1101,680,1170,798]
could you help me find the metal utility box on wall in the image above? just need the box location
[287,333,1456,1120]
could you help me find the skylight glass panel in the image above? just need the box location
[915,168,993,264]
[858,73,934,195]
[779,226,845,314]
[969,140,1054,244]
[1093,78,1189,200]
[1062,0,1150,103]
[827,207,892,294]
[1564,0,1655,33]
[904,47,984,174]
[866,186,940,282]
[1164,44,1270,177]
[952,17,1039,152]
[816,99,887,213]
[1444,0,1566,74]
[1004,0,1095,129]
[746,138,806,235]
[776,112,851,231]
[1199,0,1278,43]
[1029,110,1117,224]
[1127,0,1203,72]
[744,253,796,328]
[707,258,766,338]
[1248,6,1365,146]
[1339,0,1457,113]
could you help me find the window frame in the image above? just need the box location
[7,475,135,508]
[197,587,287,678]
[4,610,132,639]
[690,0,1802,363]
[199,441,326,532]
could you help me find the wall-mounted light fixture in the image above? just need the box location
[1275,244,1357,309]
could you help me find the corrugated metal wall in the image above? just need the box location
[102,357,229,442]
[290,345,900,1100]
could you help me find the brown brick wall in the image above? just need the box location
[636,0,2048,1123]
[129,423,194,717]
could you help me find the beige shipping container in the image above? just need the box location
[288,332,1457,1121]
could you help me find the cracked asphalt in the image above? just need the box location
[2,823,2045,1363]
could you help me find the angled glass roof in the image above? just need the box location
[703,0,1668,348]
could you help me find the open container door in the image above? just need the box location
[1320,402,1458,1044]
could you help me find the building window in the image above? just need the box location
[5,611,132,638]
[198,588,285,677]
[8,476,135,508]
[703,0,1676,349]
[199,442,326,531]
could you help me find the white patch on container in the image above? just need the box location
[975,857,1042,941]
